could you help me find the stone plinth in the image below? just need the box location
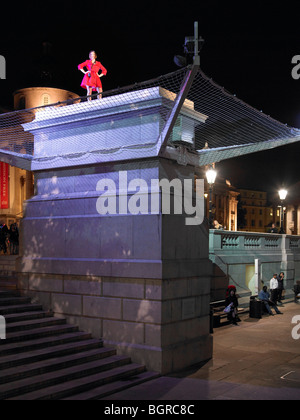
[18,88,212,374]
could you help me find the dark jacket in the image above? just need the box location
[225,294,239,309]
[277,275,284,290]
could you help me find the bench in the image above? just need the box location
[210,299,247,329]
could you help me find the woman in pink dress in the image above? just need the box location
[78,51,107,100]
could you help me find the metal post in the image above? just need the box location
[280,202,285,234]
[209,185,213,228]
[194,21,200,66]
[158,22,201,155]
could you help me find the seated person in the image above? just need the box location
[225,286,240,325]
[268,223,278,233]
[213,220,223,230]
[258,286,283,315]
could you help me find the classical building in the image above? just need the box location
[237,188,281,233]
[14,87,79,110]
[284,181,300,235]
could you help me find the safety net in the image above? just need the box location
[0,65,299,168]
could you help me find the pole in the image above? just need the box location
[280,201,285,234]
[158,22,201,156]
[209,184,213,228]
[194,21,200,66]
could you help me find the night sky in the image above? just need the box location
[0,0,299,194]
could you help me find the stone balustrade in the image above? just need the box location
[209,229,300,302]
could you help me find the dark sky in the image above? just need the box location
[0,0,299,193]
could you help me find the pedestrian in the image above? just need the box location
[9,223,19,255]
[270,274,279,305]
[277,272,285,303]
[0,223,8,254]
[258,286,283,315]
[268,223,278,233]
[213,220,223,230]
[225,286,240,325]
[78,50,107,100]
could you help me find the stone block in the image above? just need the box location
[103,320,144,345]
[145,279,162,300]
[29,274,63,293]
[65,315,102,339]
[103,277,144,299]
[182,297,196,320]
[145,324,162,347]
[83,296,121,319]
[52,293,82,316]
[123,299,162,323]
[64,278,101,296]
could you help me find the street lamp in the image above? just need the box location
[206,166,217,228]
[278,189,288,234]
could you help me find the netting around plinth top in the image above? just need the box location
[0,66,299,162]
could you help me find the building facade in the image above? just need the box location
[238,189,281,233]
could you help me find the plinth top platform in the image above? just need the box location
[22,87,208,170]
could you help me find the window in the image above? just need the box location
[42,94,51,106]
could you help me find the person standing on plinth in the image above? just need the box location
[78,51,107,100]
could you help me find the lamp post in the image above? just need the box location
[206,166,217,228]
[278,189,288,234]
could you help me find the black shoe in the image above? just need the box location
[276,311,283,315]
[269,312,274,316]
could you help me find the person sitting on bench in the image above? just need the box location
[225,286,240,325]
[258,286,283,316]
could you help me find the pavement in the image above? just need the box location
[102,301,300,400]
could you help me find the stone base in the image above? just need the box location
[17,271,212,374]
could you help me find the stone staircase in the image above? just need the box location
[0,290,159,400]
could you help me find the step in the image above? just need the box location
[0,290,20,298]
[4,311,53,324]
[5,317,66,333]
[0,296,31,307]
[0,303,43,315]
[8,363,146,400]
[0,339,107,370]
[63,371,161,400]
[0,331,93,357]
[0,347,116,384]
[0,355,132,399]
[0,284,17,291]
[1,324,79,345]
